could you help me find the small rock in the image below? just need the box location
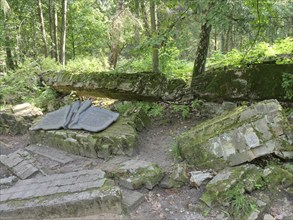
[222,101,237,111]
[189,170,213,187]
[122,191,145,211]
[247,210,260,220]
[263,214,275,220]
[256,200,267,207]
[283,215,293,220]
[0,176,18,188]
[159,163,188,189]
[188,203,198,212]
[215,212,227,220]
[12,103,43,117]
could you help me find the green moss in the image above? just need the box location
[263,165,293,188]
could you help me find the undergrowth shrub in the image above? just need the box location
[0,58,61,109]
[66,56,109,73]
[282,73,293,99]
[115,101,164,118]
[207,37,293,68]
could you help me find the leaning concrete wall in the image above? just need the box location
[192,64,293,102]
[177,99,293,170]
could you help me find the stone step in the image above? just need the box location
[0,169,122,219]
[26,144,74,165]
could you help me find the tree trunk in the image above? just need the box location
[225,24,232,52]
[214,30,217,51]
[3,19,14,69]
[60,0,67,65]
[38,0,48,57]
[141,0,151,37]
[150,0,159,73]
[108,0,124,69]
[48,0,54,58]
[134,0,140,45]
[221,32,225,53]
[191,23,212,88]
[53,0,59,62]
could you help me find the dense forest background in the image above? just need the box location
[0,0,293,108]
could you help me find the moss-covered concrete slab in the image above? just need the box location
[177,99,293,170]
[192,64,293,102]
[30,117,138,159]
[41,71,187,101]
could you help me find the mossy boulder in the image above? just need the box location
[192,64,293,102]
[41,71,187,102]
[177,99,293,170]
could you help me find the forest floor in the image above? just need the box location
[0,110,292,220]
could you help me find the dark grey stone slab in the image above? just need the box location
[31,100,119,132]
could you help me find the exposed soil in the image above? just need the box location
[0,110,292,220]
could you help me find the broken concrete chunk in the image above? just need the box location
[160,163,189,189]
[12,102,43,117]
[0,176,17,188]
[200,164,257,207]
[177,100,293,170]
[114,159,164,190]
[0,150,41,179]
[122,191,145,212]
[189,170,213,187]
[263,214,276,220]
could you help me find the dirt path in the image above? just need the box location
[135,114,201,171]
[0,112,292,220]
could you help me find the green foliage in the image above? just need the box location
[282,73,293,99]
[282,163,293,173]
[159,45,193,80]
[116,44,193,80]
[115,101,164,118]
[191,99,204,110]
[66,57,109,73]
[39,57,62,71]
[0,59,41,105]
[33,87,58,111]
[171,104,190,119]
[0,58,60,109]
[223,188,257,219]
[207,38,293,68]
[170,143,182,161]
